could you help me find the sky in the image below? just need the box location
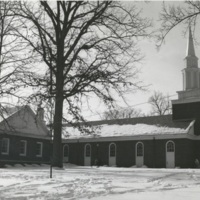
[4,1,196,121]
[81,0,200,120]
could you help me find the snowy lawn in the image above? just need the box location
[0,164,200,200]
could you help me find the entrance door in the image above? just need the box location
[108,143,116,166]
[109,143,116,166]
[136,142,144,167]
[84,144,91,166]
[63,144,69,163]
[166,141,175,168]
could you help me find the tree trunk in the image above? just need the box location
[52,66,64,167]
[52,91,64,167]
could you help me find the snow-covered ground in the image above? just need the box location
[0,164,200,200]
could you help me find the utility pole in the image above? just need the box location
[50,65,53,179]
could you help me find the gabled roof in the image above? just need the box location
[0,105,50,139]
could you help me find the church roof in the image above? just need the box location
[63,115,192,139]
[0,105,50,139]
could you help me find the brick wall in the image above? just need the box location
[172,102,200,135]
[0,134,52,165]
[64,138,196,168]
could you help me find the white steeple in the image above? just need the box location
[182,26,200,91]
[172,26,200,105]
[185,26,198,68]
[186,26,196,57]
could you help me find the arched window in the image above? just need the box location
[136,142,144,157]
[63,144,69,157]
[109,143,116,157]
[85,144,91,157]
[166,141,175,152]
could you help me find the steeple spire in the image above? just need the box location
[186,26,196,57]
[181,26,200,90]
[185,26,198,68]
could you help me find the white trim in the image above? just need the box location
[36,142,43,157]
[166,140,175,152]
[63,133,198,143]
[1,138,9,155]
[135,142,144,167]
[19,140,27,156]
[136,142,144,157]
[109,143,116,157]
[172,96,200,104]
[84,144,91,166]
[166,140,175,168]
[109,143,116,166]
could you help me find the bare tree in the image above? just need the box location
[10,1,152,167]
[158,1,200,46]
[148,91,172,116]
[0,2,32,120]
[102,107,144,120]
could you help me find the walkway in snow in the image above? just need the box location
[0,164,200,199]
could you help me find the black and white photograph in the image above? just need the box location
[0,0,200,199]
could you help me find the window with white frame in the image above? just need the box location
[36,142,43,157]
[19,140,27,156]
[166,141,175,152]
[136,142,144,157]
[1,138,9,155]
[109,143,116,157]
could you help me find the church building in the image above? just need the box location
[1,27,200,169]
[62,27,200,168]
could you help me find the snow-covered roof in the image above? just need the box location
[62,115,193,140]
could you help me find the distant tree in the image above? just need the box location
[10,1,152,167]
[158,1,200,46]
[102,107,144,120]
[148,91,172,116]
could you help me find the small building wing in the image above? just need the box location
[0,105,50,139]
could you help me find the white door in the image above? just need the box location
[84,144,91,166]
[136,142,144,167]
[109,143,116,166]
[166,141,175,168]
[63,145,69,163]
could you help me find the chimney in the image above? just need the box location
[37,107,45,124]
